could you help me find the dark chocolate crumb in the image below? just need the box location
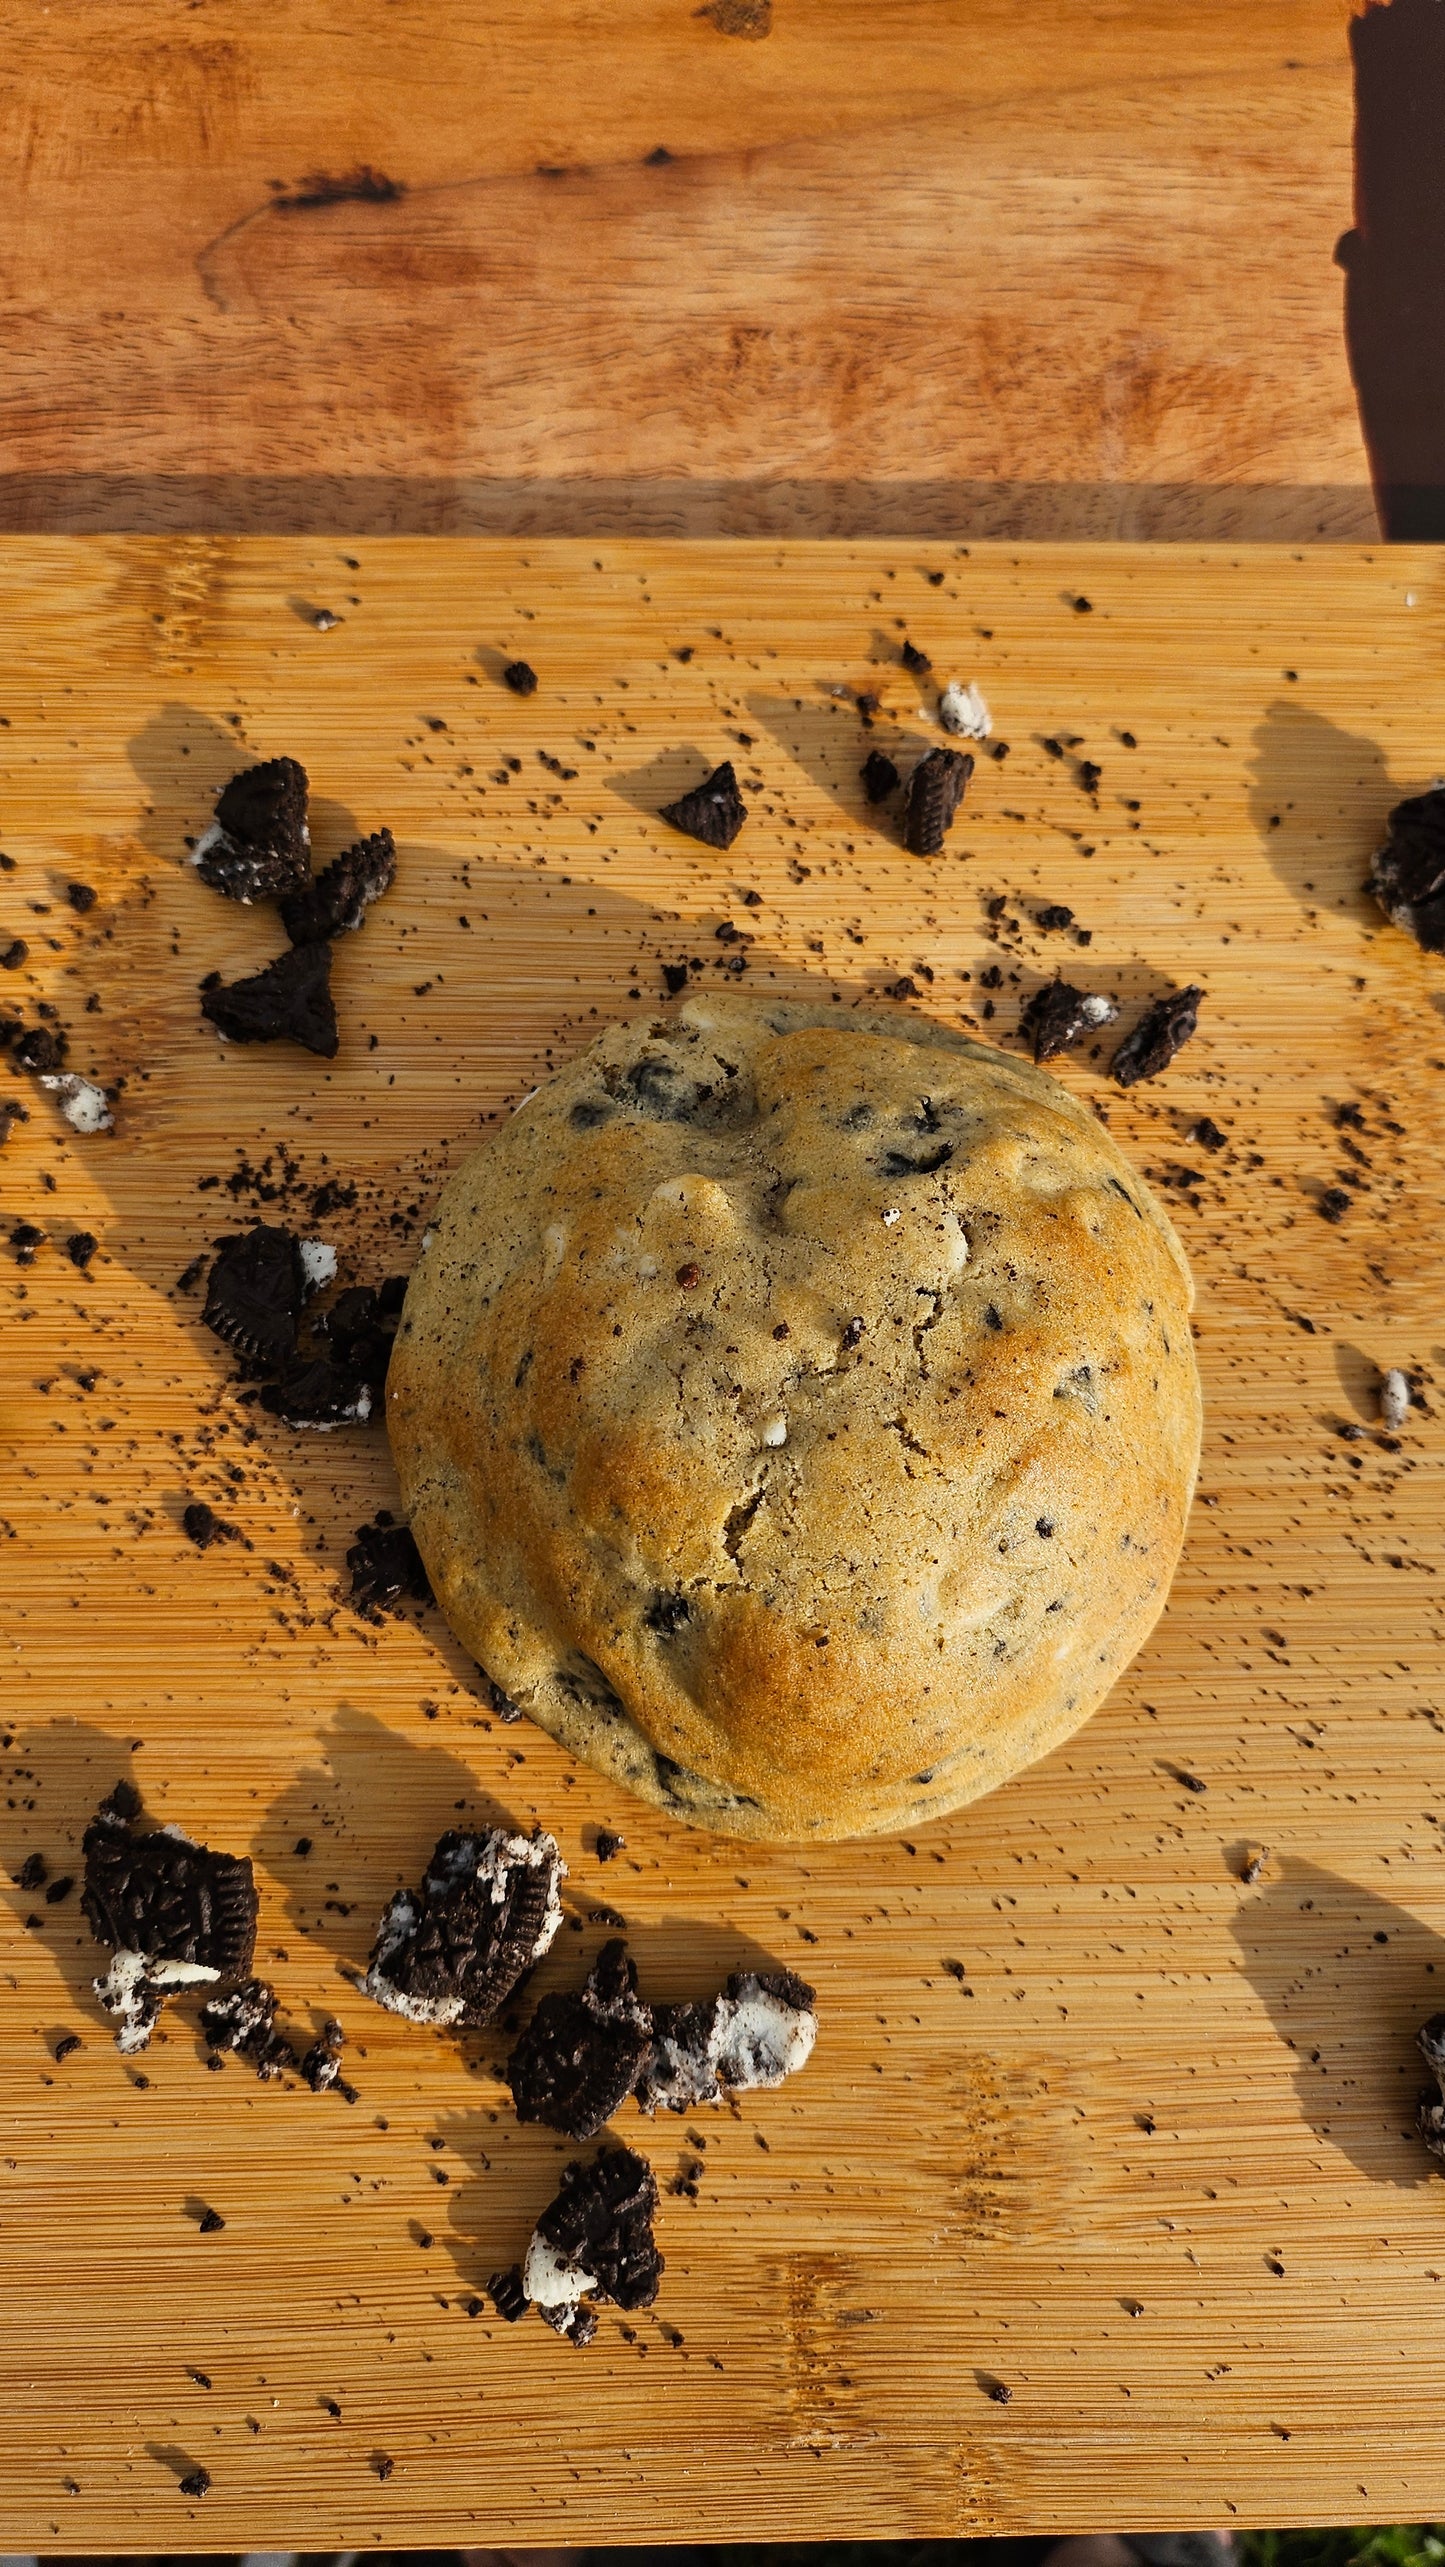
[178,2467,211,2499]
[1,938,28,969]
[43,1874,74,1905]
[508,1939,654,2142]
[64,1231,98,1270]
[662,962,689,996]
[840,1316,865,1350]
[1369,786,1445,950]
[900,639,931,673]
[201,942,338,1057]
[10,1220,43,1263]
[197,2206,226,2232]
[52,2031,81,2062]
[183,1500,240,1551]
[861,749,901,804]
[595,1830,625,1863]
[279,830,396,945]
[16,1852,47,1890]
[1036,904,1074,931]
[371,2453,394,2481]
[660,761,748,850]
[884,976,920,1000]
[66,882,97,913]
[1189,1117,1227,1151]
[503,660,539,696]
[348,1517,432,1613]
[15,1024,64,1074]
[983,2377,1013,2404]
[1110,986,1204,1087]
[1318,1187,1352,1224]
[903,747,971,855]
[490,2264,530,2322]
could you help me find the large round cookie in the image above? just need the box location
[388,995,1202,1842]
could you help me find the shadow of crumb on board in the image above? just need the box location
[260,1705,534,1978]
[1247,701,1398,919]
[2,1720,139,2016]
[1230,1854,1445,2188]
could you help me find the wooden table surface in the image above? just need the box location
[3,536,1445,2551]
[2,0,1387,544]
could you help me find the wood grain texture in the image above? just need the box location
[2,536,1445,2550]
[0,0,1373,540]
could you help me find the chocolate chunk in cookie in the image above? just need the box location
[201,943,338,1057]
[523,2143,663,2341]
[1110,986,1204,1087]
[279,830,397,945]
[507,1938,654,2141]
[362,1827,566,2029]
[635,1968,817,2113]
[660,761,747,850]
[1369,787,1445,951]
[203,1225,307,1369]
[903,746,972,854]
[83,1784,258,2054]
[192,758,311,903]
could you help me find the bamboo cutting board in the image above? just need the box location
[2,538,1445,2551]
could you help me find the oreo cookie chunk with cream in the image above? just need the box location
[362,1827,565,2030]
[82,1782,258,2054]
[192,758,311,903]
[507,1938,653,2140]
[279,829,397,945]
[202,1224,333,1369]
[522,2143,663,2343]
[635,1967,816,2113]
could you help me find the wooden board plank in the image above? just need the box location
[2,535,1445,2550]
[0,1,1372,540]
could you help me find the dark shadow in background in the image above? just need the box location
[1230,1855,1445,2189]
[1340,0,1445,539]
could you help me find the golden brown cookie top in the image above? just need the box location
[388,996,1201,1841]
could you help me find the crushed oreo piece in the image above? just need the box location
[259,1357,372,1429]
[16,1851,47,1890]
[861,749,901,804]
[362,1828,566,2029]
[1019,980,1119,1064]
[201,1977,297,2080]
[322,1282,403,1391]
[636,1967,817,2113]
[901,638,931,674]
[660,761,748,850]
[192,758,311,903]
[1110,986,1204,1088]
[15,1024,64,1075]
[595,1829,625,1863]
[300,2018,347,2092]
[183,1500,240,1551]
[503,660,539,696]
[1,938,27,970]
[489,2263,530,2322]
[203,1226,307,1368]
[201,942,338,1057]
[508,1939,655,2141]
[52,2031,81,2062]
[178,2466,212,2499]
[661,961,689,996]
[348,1516,432,1612]
[0,1097,29,1144]
[1369,786,1445,951]
[64,1230,98,1270]
[82,1786,258,2054]
[66,881,97,913]
[279,829,396,945]
[10,1219,43,1264]
[903,747,972,855]
[1036,903,1074,931]
[1318,1186,1352,1224]
[523,2143,663,2340]
[1189,1117,1227,1151]
[1419,2012,1445,2158]
[197,2205,226,2232]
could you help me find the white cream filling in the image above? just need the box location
[1079,994,1118,1027]
[522,2230,598,2311]
[938,680,993,740]
[190,820,229,867]
[1381,1368,1411,1430]
[361,1834,565,2025]
[94,1947,222,2053]
[39,1074,113,1134]
[712,1986,817,2089]
[299,1239,337,1294]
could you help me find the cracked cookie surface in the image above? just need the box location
[387,995,1201,1841]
